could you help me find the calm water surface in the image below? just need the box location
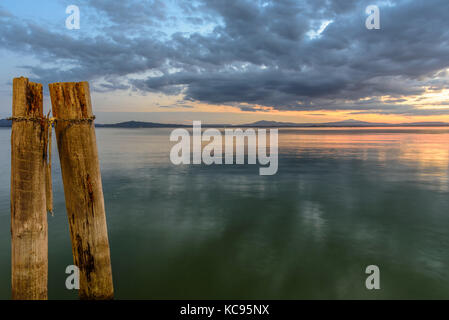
[0,127,449,299]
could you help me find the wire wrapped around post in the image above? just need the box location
[8,114,97,216]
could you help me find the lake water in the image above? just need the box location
[1,127,449,299]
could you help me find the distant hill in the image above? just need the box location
[396,122,449,127]
[96,121,231,128]
[0,119,11,127]
[242,119,449,127]
[242,120,302,127]
[98,119,449,128]
[242,119,390,127]
[95,121,190,128]
[1,118,449,128]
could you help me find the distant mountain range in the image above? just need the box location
[240,119,449,127]
[1,118,449,128]
[0,119,11,127]
[96,121,189,128]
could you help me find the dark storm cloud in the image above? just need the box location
[132,0,449,111]
[87,0,167,23]
[1,0,449,113]
[0,5,171,87]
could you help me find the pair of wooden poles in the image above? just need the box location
[11,77,113,300]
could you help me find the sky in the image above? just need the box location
[1,0,449,124]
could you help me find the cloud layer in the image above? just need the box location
[1,0,449,114]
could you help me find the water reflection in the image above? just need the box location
[0,127,448,299]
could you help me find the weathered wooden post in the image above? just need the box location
[49,82,113,300]
[11,77,48,300]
